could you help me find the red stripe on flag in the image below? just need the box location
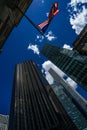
[38,20,49,29]
[53,10,59,16]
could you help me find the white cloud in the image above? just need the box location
[45,71,54,84]
[70,6,87,34]
[42,61,65,84]
[68,0,87,34]
[42,60,77,89]
[46,12,49,17]
[68,0,87,7]
[36,31,57,42]
[36,35,44,42]
[41,0,45,4]
[27,44,40,55]
[66,77,78,89]
[63,44,72,50]
[42,61,65,77]
[45,31,57,41]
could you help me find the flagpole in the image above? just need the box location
[15,5,45,36]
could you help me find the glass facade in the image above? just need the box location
[51,84,87,130]
[49,68,87,115]
[41,43,87,91]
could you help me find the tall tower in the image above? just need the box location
[48,68,87,129]
[49,68,87,115]
[41,43,87,91]
[8,60,77,130]
[47,81,87,130]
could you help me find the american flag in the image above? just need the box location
[38,20,49,29]
[48,2,59,22]
[38,2,59,34]
[38,20,49,33]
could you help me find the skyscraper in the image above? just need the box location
[0,114,9,130]
[0,0,32,50]
[73,24,87,55]
[41,43,87,91]
[8,60,77,130]
[47,83,87,130]
[49,68,87,115]
[47,68,87,130]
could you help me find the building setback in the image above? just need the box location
[49,68,87,114]
[73,24,87,55]
[0,114,9,130]
[47,83,87,130]
[41,43,87,91]
[48,68,87,130]
[0,0,32,51]
[8,60,77,130]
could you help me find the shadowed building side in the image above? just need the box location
[73,24,87,55]
[0,0,32,50]
[8,60,77,130]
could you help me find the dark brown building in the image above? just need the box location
[8,60,77,130]
[73,24,87,55]
[0,0,32,51]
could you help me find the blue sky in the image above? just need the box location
[0,0,87,115]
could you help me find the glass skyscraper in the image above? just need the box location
[49,68,87,115]
[41,43,87,91]
[48,68,87,130]
[50,84,87,130]
[8,60,77,130]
